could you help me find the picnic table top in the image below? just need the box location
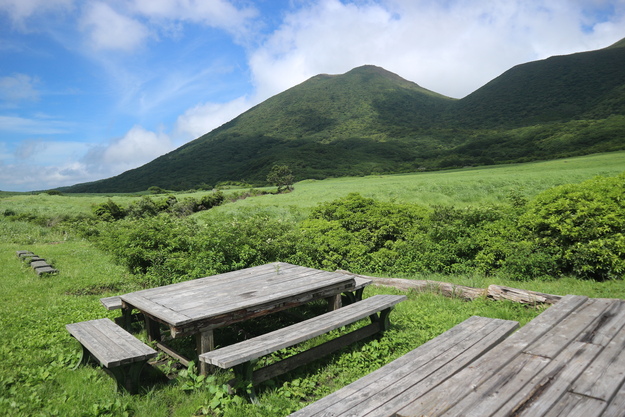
[120,262,359,335]
[397,294,625,417]
[305,294,625,417]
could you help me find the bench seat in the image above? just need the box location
[100,296,123,310]
[200,294,406,400]
[289,315,519,416]
[66,318,157,394]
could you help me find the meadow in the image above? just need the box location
[2,152,625,416]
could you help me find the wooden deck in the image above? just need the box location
[291,295,625,417]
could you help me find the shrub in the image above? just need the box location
[518,173,625,280]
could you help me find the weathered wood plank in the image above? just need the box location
[502,341,602,417]
[251,322,381,385]
[576,299,625,347]
[601,378,625,417]
[200,295,406,368]
[488,285,562,305]
[100,296,123,310]
[439,352,550,417]
[289,316,519,417]
[395,295,588,417]
[66,318,157,368]
[571,315,625,402]
[524,298,616,359]
[542,392,606,417]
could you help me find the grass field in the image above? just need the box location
[1,152,625,416]
[2,152,625,219]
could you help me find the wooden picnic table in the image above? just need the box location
[119,262,363,373]
[291,294,625,416]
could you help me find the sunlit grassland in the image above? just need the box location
[207,151,625,215]
[2,152,625,219]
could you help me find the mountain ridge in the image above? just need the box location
[59,39,625,193]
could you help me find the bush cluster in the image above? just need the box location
[92,191,225,221]
[82,173,625,285]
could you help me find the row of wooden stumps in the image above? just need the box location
[16,250,59,275]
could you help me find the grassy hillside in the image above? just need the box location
[60,40,625,193]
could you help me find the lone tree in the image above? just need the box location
[267,164,294,193]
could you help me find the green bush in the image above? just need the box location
[518,173,625,280]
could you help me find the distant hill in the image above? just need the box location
[60,39,625,193]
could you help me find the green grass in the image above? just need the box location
[2,153,625,416]
[206,151,625,215]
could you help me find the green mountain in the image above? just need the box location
[61,40,625,193]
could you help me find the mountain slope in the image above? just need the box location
[61,40,625,193]
[451,45,625,127]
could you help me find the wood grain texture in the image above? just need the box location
[200,294,406,368]
[66,318,157,368]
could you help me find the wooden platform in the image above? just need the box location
[291,295,625,417]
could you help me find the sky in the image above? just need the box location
[1,0,624,192]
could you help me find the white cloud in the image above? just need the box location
[97,125,174,173]
[0,73,39,104]
[130,0,257,41]
[175,96,252,139]
[249,0,625,99]
[0,0,73,25]
[0,115,72,134]
[80,1,150,52]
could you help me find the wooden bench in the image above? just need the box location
[66,318,157,394]
[288,315,520,416]
[199,294,406,401]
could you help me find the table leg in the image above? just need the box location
[326,294,342,312]
[197,329,214,375]
[144,316,161,342]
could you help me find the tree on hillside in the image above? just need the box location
[267,164,294,193]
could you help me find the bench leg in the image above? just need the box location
[73,344,94,370]
[369,307,393,333]
[232,360,258,404]
[108,360,149,395]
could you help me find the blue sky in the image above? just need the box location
[1,0,624,192]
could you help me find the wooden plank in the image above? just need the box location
[288,316,519,417]
[200,295,406,368]
[395,295,588,417]
[524,298,616,359]
[120,293,191,324]
[100,296,123,310]
[542,392,607,417]
[601,378,625,417]
[251,322,381,385]
[570,316,625,402]
[488,285,562,305]
[175,272,354,317]
[16,250,34,259]
[458,342,601,417]
[576,299,625,347]
[66,318,156,368]
[439,352,550,417]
